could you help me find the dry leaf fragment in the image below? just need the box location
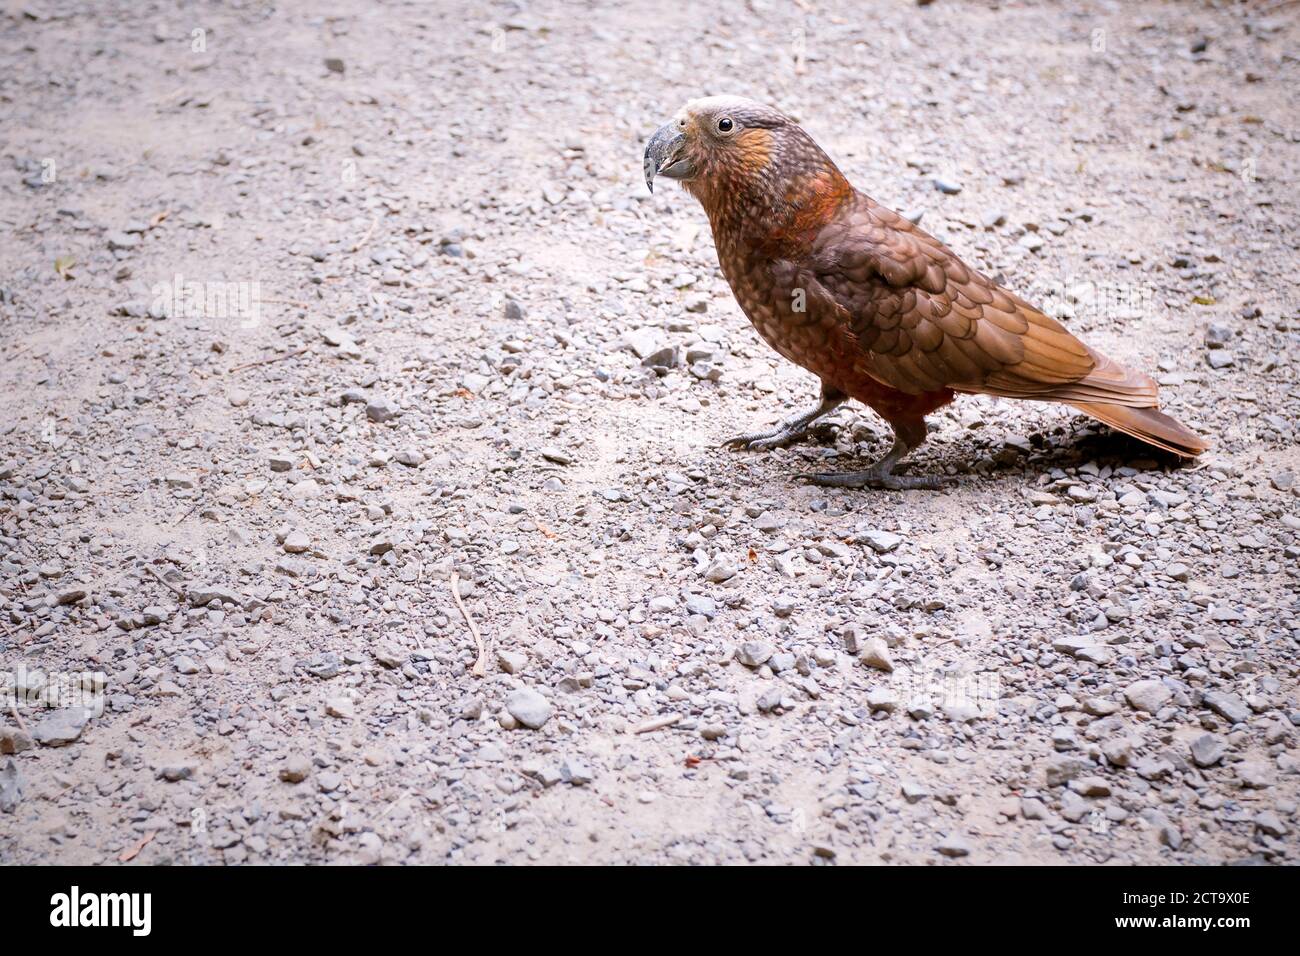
[118,830,156,863]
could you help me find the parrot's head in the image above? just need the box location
[643,95,850,235]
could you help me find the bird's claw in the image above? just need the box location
[723,428,805,451]
[800,469,951,491]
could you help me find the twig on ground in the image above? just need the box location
[450,571,487,677]
[9,699,28,735]
[144,564,186,598]
[171,497,205,527]
[631,714,681,735]
[351,217,378,253]
[228,347,309,374]
[260,297,314,309]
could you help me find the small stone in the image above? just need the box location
[505,688,552,729]
[641,345,681,370]
[736,641,774,668]
[1044,755,1088,787]
[944,701,980,723]
[1236,761,1273,789]
[1102,738,1135,768]
[305,652,341,679]
[866,688,898,713]
[1202,690,1250,725]
[31,708,89,747]
[1059,792,1091,822]
[1204,324,1233,349]
[1159,820,1183,850]
[0,726,34,755]
[497,650,527,675]
[1021,798,1048,820]
[1254,811,1288,838]
[187,584,241,607]
[1082,698,1120,717]
[282,530,310,554]
[772,596,797,618]
[1070,776,1111,797]
[859,637,894,672]
[288,479,321,501]
[1206,350,1235,369]
[561,757,593,786]
[325,697,355,719]
[1053,636,1104,659]
[901,781,929,804]
[624,328,669,361]
[1124,679,1171,714]
[858,529,902,553]
[768,652,795,673]
[279,755,311,783]
[154,754,198,782]
[703,557,738,583]
[906,699,934,720]
[1189,733,1225,768]
[0,759,23,813]
[106,231,139,251]
[365,397,401,422]
[936,832,972,857]
[756,686,784,713]
[841,624,867,654]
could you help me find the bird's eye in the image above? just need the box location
[717,117,734,133]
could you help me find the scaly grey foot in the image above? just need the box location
[723,390,845,451]
[798,435,949,490]
[725,422,819,451]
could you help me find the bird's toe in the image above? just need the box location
[723,432,779,451]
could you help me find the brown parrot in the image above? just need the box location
[643,96,1206,489]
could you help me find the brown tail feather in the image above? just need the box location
[1071,401,1208,458]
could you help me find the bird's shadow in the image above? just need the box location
[728,418,1197,494]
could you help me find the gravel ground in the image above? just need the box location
[1,0,1297,865]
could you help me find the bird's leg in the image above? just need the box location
[724,385,846,451]
[802,416,948,491]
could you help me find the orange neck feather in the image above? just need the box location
[690,132,852,257]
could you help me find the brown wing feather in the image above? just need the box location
[808,195,1164,406]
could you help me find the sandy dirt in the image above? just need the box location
[0,0,1297,864]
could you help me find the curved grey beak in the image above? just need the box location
[643,123,693,193]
